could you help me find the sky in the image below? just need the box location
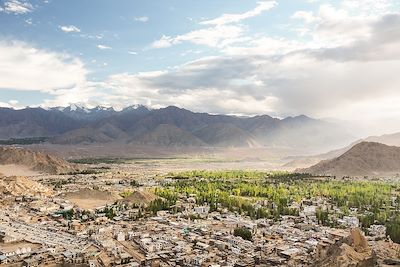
[1,0,400,134]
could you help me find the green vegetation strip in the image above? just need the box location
[154,170,400,242]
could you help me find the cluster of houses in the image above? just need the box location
[0,169,394,267]
[0,187,390,267]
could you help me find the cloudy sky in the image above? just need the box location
[1,0,400,133]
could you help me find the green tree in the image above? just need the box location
[234,227,252,241]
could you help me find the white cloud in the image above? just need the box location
[97,44,112,50]
[151,25,246,49]
[128,51,138,55]
[59,25,81,33]
[151,35,175,49]
[0,102,12,108]
[134,16,149,22]
[200,1,277,25]
[0,100,21,109]
[41,81,108,108]
[1,0,34,14]
[9,99,19,105]
[291,11,318,24]
[0,41,88,92]
[151,1,276,49]
[341,0,393,15]
[222,37,307,56]
[103,8,400,130]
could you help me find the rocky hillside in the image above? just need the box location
[0,146,75,174]
[299,142,400,176]
[284,131,400,170]
[0,176,52,197]
[315,228,375,267]
[315,228,400,267]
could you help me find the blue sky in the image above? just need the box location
[0,0,317,78]
[1,0,400,133]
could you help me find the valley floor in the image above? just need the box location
[0,159,399,267]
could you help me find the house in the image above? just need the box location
[0,231,20,243]
[368,225,386,238]
[194,206,210,215]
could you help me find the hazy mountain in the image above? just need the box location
[193,123,260,147]
[284,131,400,169]
[134,124,206,146]
[0,105,354,152]
[52,123,129,144]
[258,115,353,151]
[0,107,82,139]
[298,142,400,176]
[364,132,400,146]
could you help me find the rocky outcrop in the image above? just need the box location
[315,228,376,267]
[0,176,53,197]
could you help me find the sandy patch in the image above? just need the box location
[0,164,40,177]
[63,189,121,210]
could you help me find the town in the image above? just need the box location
[1,165,399,267]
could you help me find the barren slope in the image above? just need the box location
[119,190,159,206]
[0,176,53,197]
[299,142,400,176]
[0,146,75,174]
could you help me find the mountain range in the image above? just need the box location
[0,104,355,153]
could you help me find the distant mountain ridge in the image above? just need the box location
[0,105,354,152]
[49,104,150,121]
[298,142,400,176]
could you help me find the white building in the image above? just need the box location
[194,206,210,214]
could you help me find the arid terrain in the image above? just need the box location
[0,145,399,267]
[299,142,400,176]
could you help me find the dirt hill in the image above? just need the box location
[299,142,400,176]
[0,146,75,174]
[284,131,400,170]
[0,176,53,197]
[120,190,159,206]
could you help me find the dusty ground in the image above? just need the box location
[124,158,281,173]
[0,241,41,252]
[0,164,40,177]
[62,189,121,210]
[24,143,294,168]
